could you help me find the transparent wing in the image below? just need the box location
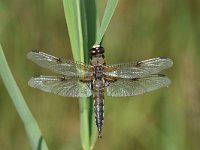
[27,50,92,76]
[104,57,173,78]
[106,74,171,97]
[28,75,92,97]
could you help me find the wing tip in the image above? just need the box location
[162,76,172,87]
[156,74,172,85]
[27,77,35,87]
[27,50,39,59]
[27,75,42,86]
[159,57,174,67]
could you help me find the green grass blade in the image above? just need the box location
[63,0,84,61]
[84,0,97,49]
[96,0,119,44]
[83,0,98,148]
[63,0,118,148]
[0,44,49,150]
[63,0,90,149]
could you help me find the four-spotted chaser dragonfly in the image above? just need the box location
[27,44,173,138]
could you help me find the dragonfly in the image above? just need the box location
[27,44,173,138]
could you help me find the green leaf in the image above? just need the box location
[96,0,119,44]
[63,0,91,149]
[63,0,85,61]
[0,44,49,150]
[63,0,118,149]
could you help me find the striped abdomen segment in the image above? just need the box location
[93,79,104,138]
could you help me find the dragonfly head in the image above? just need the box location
[89,44,105,65]
[90,44,105,57]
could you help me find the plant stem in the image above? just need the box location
[0,44,49,150]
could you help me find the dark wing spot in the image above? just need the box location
[60,76,66,81]
[31,50,39,53]
[79,78,87,83]
[131,78,139,81]
[105,77,117,86]
[54,57,62,63]
[156,74,166,77]
[104,77,116,82]
[136,61,142,67]
[159,56,168,59]
[80,78,93,83]
[32,75,42,78]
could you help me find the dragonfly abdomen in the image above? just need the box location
[93,79,104,138]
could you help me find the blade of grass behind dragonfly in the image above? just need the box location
[63,0,90,149]
[63,0,119,148]
[83,0,98,148]
[63,0,84,61]
[0,44,49,150]
[95,0,119,45]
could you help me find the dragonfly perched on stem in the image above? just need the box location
[27,44,173,138]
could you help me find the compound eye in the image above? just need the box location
[98,47,104,54]
[90,48,97,55]
[92,50,97,54]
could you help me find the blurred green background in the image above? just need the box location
[1,0,200,150]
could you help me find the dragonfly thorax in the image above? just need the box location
[94,66,104,79]
[90,55,105,66]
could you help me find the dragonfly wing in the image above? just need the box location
[105,57,173,78]
[27,51,92,76]
[28,75,92,97]
[106,74,171,97]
